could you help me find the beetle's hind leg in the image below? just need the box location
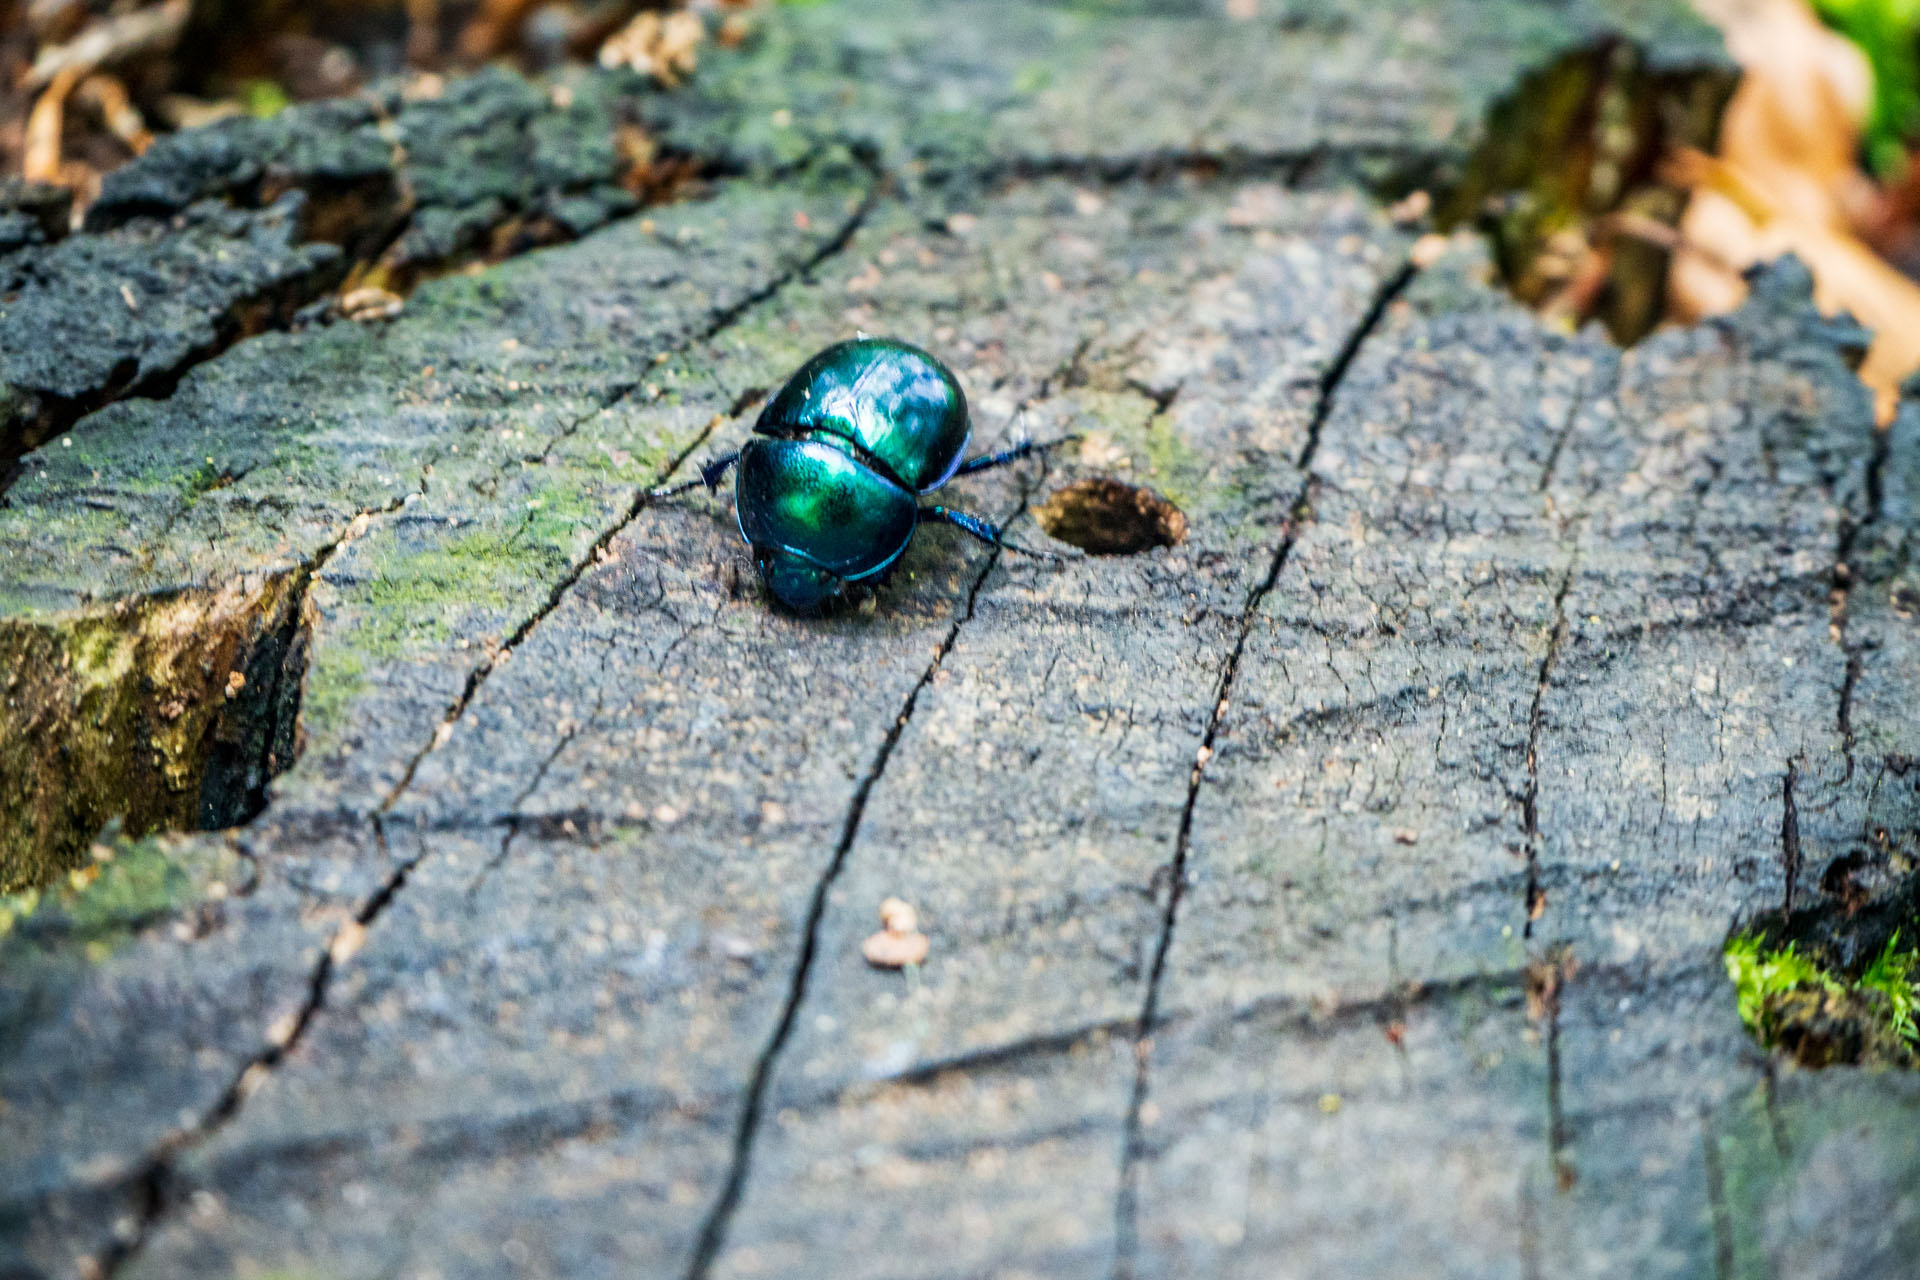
[921,505,1063,560]
[649,451,741,499]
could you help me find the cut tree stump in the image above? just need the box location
[3,2,1917,1277]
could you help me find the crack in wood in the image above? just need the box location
[82,180,884,1280]
[926,141,1454,199]
[1545,965,1572,1191]
[376,179,882,814]
[682,469,1042,1280]
[1521,367,1609,943]
[1781,759,1803,916]
[1700,1111,1736,1280]
[93,816,422,1278]
[1111,256,1419,1280]
[1523,557,1576,941]
[20,949,1711,1235]
[463,636,616,896]
[1830,419,1891,781]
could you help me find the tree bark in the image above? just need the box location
[3,3,1916,1278]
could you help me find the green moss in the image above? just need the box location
[0,833,198,965]
[1012,63,1054,95]
[1860,931,1919,1045]
[176,459,231,511]
[296,478,609,747]
[299,649,367,742]
[1141,413,1207,511]
[1726,934,1840,1026]
[1725,929,1920,1058]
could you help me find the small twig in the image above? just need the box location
[457,0,543,61]
[23,65,80,185]
[1600,209,1744,280]
[76,73,154,156]
[405,0,443,67]
[25,0,190,90]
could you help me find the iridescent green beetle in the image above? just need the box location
[662,337,1054,611]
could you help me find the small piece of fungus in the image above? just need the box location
[863,897,929,969]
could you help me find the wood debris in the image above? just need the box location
[342,286,406,323]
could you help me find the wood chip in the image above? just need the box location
[341,287,405,323]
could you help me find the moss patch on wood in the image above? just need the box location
[0,573,309,892]
[1726,929,1920,1068]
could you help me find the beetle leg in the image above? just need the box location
[921,504,1062,560]
[649,450,741,499]
[953,433,1080,478]
[952,441,1036,477]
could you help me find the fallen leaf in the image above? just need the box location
[1676,0,1920,422]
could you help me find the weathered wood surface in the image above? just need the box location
[3,2,1918,1277]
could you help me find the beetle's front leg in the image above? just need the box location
[952,433,1081,480]
[650,451,741,499]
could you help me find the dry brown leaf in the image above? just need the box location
[1675,141,1920,422]
[1676,0,1920,422]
